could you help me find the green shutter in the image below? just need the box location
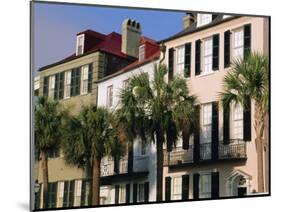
[70,69,75,97]
[54,74,59,100]
[88,63,93,93]
[63,181,69,207]
[69,180,75,207]
[76,68,81,96]
[43,76,49,97]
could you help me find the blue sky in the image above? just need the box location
[33,2,185,74]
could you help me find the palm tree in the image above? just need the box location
[118,64,197,201]
[62,105,125,205]
[221,52,269,192]
[34,96,63,208]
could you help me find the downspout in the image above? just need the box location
[159,42,166,64]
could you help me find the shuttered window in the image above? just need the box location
[203,37,213,74]
[64,71,71,98]
[63,180,75,207]
[171,177,182,200]
[176,45,185,76]
[54,72,64,100]
[81,65,89,95]
[199,174,211,198]
[233,28,244,59]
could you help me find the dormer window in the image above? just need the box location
[139,45,145,61]
[197,14,212,27]
[76,34,85,56]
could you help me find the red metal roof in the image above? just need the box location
[38,29,158,72]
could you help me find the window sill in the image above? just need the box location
[195,70,218,78]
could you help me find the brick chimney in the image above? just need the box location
[122,18,141,58]
[183,13,196,29]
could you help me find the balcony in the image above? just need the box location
[100,156,128,177]
[164,140,247,166]
[133,156,149,172]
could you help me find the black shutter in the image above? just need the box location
[114,158,119,174]
[193,173,200,199]
[133,183,138,203]
[53,182,58,208]
[88,63,93,93]
[211,172,219,198]
[244,24,251,59]
[184,43,192,78]
[69,180,75,207]
[144,182,149,203]
[54,73,59,100]
[165,177,171,201]
[70,69,75,97]
[195,40,201,76]
[63,181,69,207]
[212,15,218,21]
[115,185,119,204]
[224,30,231,68]
[80,180,87,206]
[193,105,200,162]
[126,184,130,203]
[128,147,133,173]
[43,76,49,97]
[182,175,189,200]
[212,34,220,70]
[182,127,190,150]
[223,105,230,144]
[168,48,174,81]
[76,68,81,96]
[59,72,64,99]
[243,97,252,141]
[211,102,219,160]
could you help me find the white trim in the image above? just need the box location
[76,34,85,56]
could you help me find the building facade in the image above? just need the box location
[34,12,269,210]
[161,14,269,201]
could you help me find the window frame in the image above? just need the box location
[80,65,89,95]
[232,27,244,60]
[139,45,145,61]
[118,184,126,204]
[171,176,182,200]
[64,70,72,99]
[76,34,85,56]
[231,102,244,140]
[201,103,212,144]
[138,183,145,202]
[49,75,56,99]
[176,45,185,76]
[202,37,213,75]
[106,85,113,108]
[199,173,212,199]
[197,14,212,27]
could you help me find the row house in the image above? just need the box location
[34,18,159,209]
[161,13,269,201]
[96,35,160,204]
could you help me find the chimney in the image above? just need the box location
[122,18,141,58]
[183,13,196,29]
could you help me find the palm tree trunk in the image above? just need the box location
[156,130,164,201]
[41,151,49,208]
[254,102,265,193]
[92,157,101,205]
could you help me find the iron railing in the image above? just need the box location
[164,140,247,166]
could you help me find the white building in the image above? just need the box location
[96,37,160,204]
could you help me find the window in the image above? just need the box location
[199,174,212,198]
[203,38,213,74]
[202,104,212,143]
[141,140,146,156]
[139,45,145,61]
[107,85,113,108]
[57,182,64,207]
[81,65,89,94]
[119,185,126,204]
[49,75,56,99]
[138,184,145,202]
[65,71,71,98]
[197,14,212,27]
[176,45,185,75]
[122,79,129,89]
[76,35,84,56]
[70,68,81,97]
[74,180,82,206]
[233,28,244,59]
[231,103,243,139]
[172,177,182,200]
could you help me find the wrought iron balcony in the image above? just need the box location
[164,140,247,166]
[100,156,128,177]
